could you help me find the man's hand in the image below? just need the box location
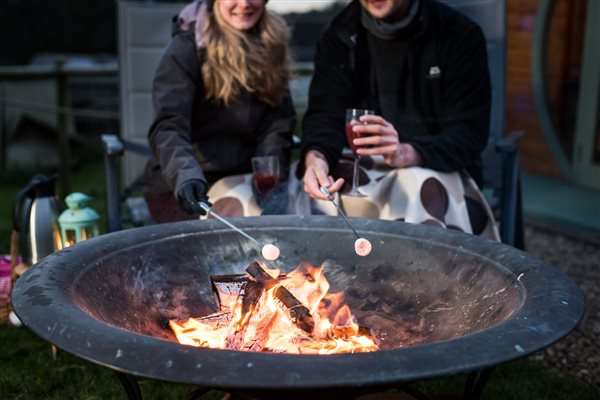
[177,179,211,215]
[302,150,344,199]
[351,115,423,168]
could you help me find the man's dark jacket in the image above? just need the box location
[299,0,491,186]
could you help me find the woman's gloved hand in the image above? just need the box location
[177,179,211,215]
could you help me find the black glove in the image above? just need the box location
[254,182,289,215]
[176,179,211,216]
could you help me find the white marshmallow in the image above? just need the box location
[261,244,280,261]
[354,238,372,257]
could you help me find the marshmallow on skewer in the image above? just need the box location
[354,238,372,257]
[199,202,282,261]
[261,244,280,261]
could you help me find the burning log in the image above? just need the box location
[194,311,231,326]
[170,260,379,354]
[210,274,249,311]
[169,311,232,348]
[224,280,264,350]
[246,262,315,334]
[241,312,280,352]
[169,311,232,333]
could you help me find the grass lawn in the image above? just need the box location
[1,137,598,400]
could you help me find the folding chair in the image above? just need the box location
[102,1,185,232]
[440,0,525,249]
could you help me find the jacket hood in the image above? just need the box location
[172,0,271,48]
[172,0,207,47]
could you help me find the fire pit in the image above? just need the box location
[12,216,585,400]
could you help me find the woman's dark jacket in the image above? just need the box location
[299,0,491,186]
[143,20,296,197]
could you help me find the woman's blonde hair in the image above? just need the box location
[202,2,291,106]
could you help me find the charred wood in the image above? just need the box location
[193,311,231,329]
[224,280,263,350]
[246,262,315,334]
[241,312,280,352]
[210,274,249,311]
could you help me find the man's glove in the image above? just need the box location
[177,179,211,216]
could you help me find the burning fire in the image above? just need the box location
[170,261,379,354]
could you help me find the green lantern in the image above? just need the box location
[58,192,100,248]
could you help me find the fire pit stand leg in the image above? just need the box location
[182,387,211,400]
[462,367,494,400]
[113,371,143,400]
[395,384,431,400]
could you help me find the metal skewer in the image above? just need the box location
[319,186,360,239]
[198,202,263,248]
[199,202,280,260]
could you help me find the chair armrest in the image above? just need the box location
[101,135,154,232]
[496,130,526,248]
[101,133,125,156]
[122,140,152,157]
[101,134,125,233]
[495,130,525,154]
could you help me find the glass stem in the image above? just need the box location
[352,156,360,191]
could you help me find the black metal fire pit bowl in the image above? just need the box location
[12,216,585,400]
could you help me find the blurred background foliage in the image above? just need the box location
[0,0,346,65]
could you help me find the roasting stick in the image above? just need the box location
[319,186,360,239]
[319,186,372,257]
[198,202,280,261]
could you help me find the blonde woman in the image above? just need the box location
[143,0,296,223]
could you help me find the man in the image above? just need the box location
[297,0,498,238]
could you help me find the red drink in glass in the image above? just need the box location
[251,155,280,196]
[253,173,279,195]
[345,121,361,154]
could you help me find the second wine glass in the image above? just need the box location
[251,155,280,196]
[345,108,374,197]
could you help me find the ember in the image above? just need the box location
[170,261,379,354]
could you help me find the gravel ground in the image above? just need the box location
[523,224,600,387]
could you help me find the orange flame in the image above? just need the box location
[170,261,378,354]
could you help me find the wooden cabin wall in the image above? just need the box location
[506,0,586,179]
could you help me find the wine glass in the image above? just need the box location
[345,108,374,197]
[251,155,280,196]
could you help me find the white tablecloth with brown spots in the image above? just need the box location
[204,155,500,242]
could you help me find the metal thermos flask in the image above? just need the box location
[12,175,64,266]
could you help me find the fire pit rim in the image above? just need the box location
[12,216,586,391]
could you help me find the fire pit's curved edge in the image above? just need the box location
[11,216,586,392]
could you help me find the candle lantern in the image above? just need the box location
[58,193,100,248]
